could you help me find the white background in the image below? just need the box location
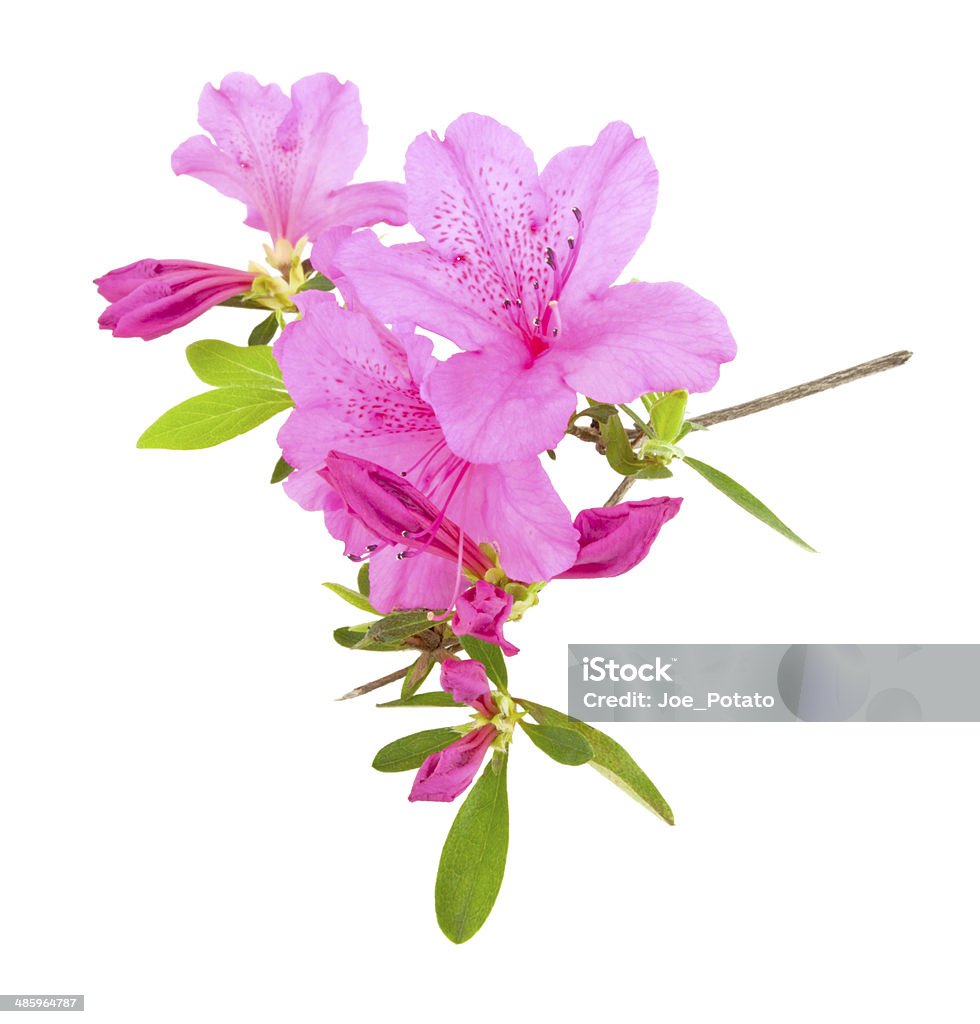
[2,1,978,1021]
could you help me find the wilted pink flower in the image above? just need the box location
[274,294,578,612]
[451,580,518,656]
[94,259,256,341]
[409,660,499,802]
[171,72,407,245]
[327,115,736,462]
[558,497,683,579]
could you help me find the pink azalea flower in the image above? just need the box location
[326,115,736,463]
[451,580,519,656]
[273,293,579,613]
[97,72,407,341]
[171,72,407,245]
[409,660,499,802]
[558,497,684,579]
[94,259,257,341]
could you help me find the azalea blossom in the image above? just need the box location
[171,72,407,247]
[409,660,505,802]
[96,72,407,340]
[273,293,579,614]
[325,115,736,462]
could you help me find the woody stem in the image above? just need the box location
[602,349,912,507]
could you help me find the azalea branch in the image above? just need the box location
[338,665,416,701]
[685,349,913,428]
[599,350,912,506]
[339,639,462,701]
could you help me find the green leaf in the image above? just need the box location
[650,390,688,443]
[435,757,509,944]
[247,313,278,347]
[377,691,464,708]
[322,582,377,615]
[355,609,434,649]
[401,654,434,699]
[333,624,401,652]
[185,339,285,389]
[600,415,649,476]
[519,722,593,765]
[683,456,816,552]
[372,728,461,773]
[458,635,508,691]
[517,700,674,824]
[270,455,294,483]
[357,563,371,597]
[296,273,335,293]
[137,387,293,450]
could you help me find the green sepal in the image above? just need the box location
[458,635,508,691]
[435,756,509,944]
[517,699,674,824]
[682,456,816,552]
[649,390,688,443]
[185,339,285,389]
[635,461,673,479]
[270,455,294,483]
[600,415,650,476]
[357,564,371,597]
[136,387,293,450]
[675,420,706,442]
[568,403,618,428]
[518,721,593,765]
[247,313,278,347]
[296,273,335,293]
[322,582,377,615]
[372,728,461,772]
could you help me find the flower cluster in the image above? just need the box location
[96,71,751,943]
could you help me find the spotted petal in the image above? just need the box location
[540,121,659,304]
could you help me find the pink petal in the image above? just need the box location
[172,73,374,244]
[328,231,516,352]
[557,497,683,579]
[440,659,496,716]
[283,469,377,558]
[451,581,519,657]
[303,181,408,239]
[367,546,458,615]
[450,461,579,583]
[424,338,577,462]
[408,724,496,803]
[540,122,659,303]
[556,282,737,401]
[274,294,442,470]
